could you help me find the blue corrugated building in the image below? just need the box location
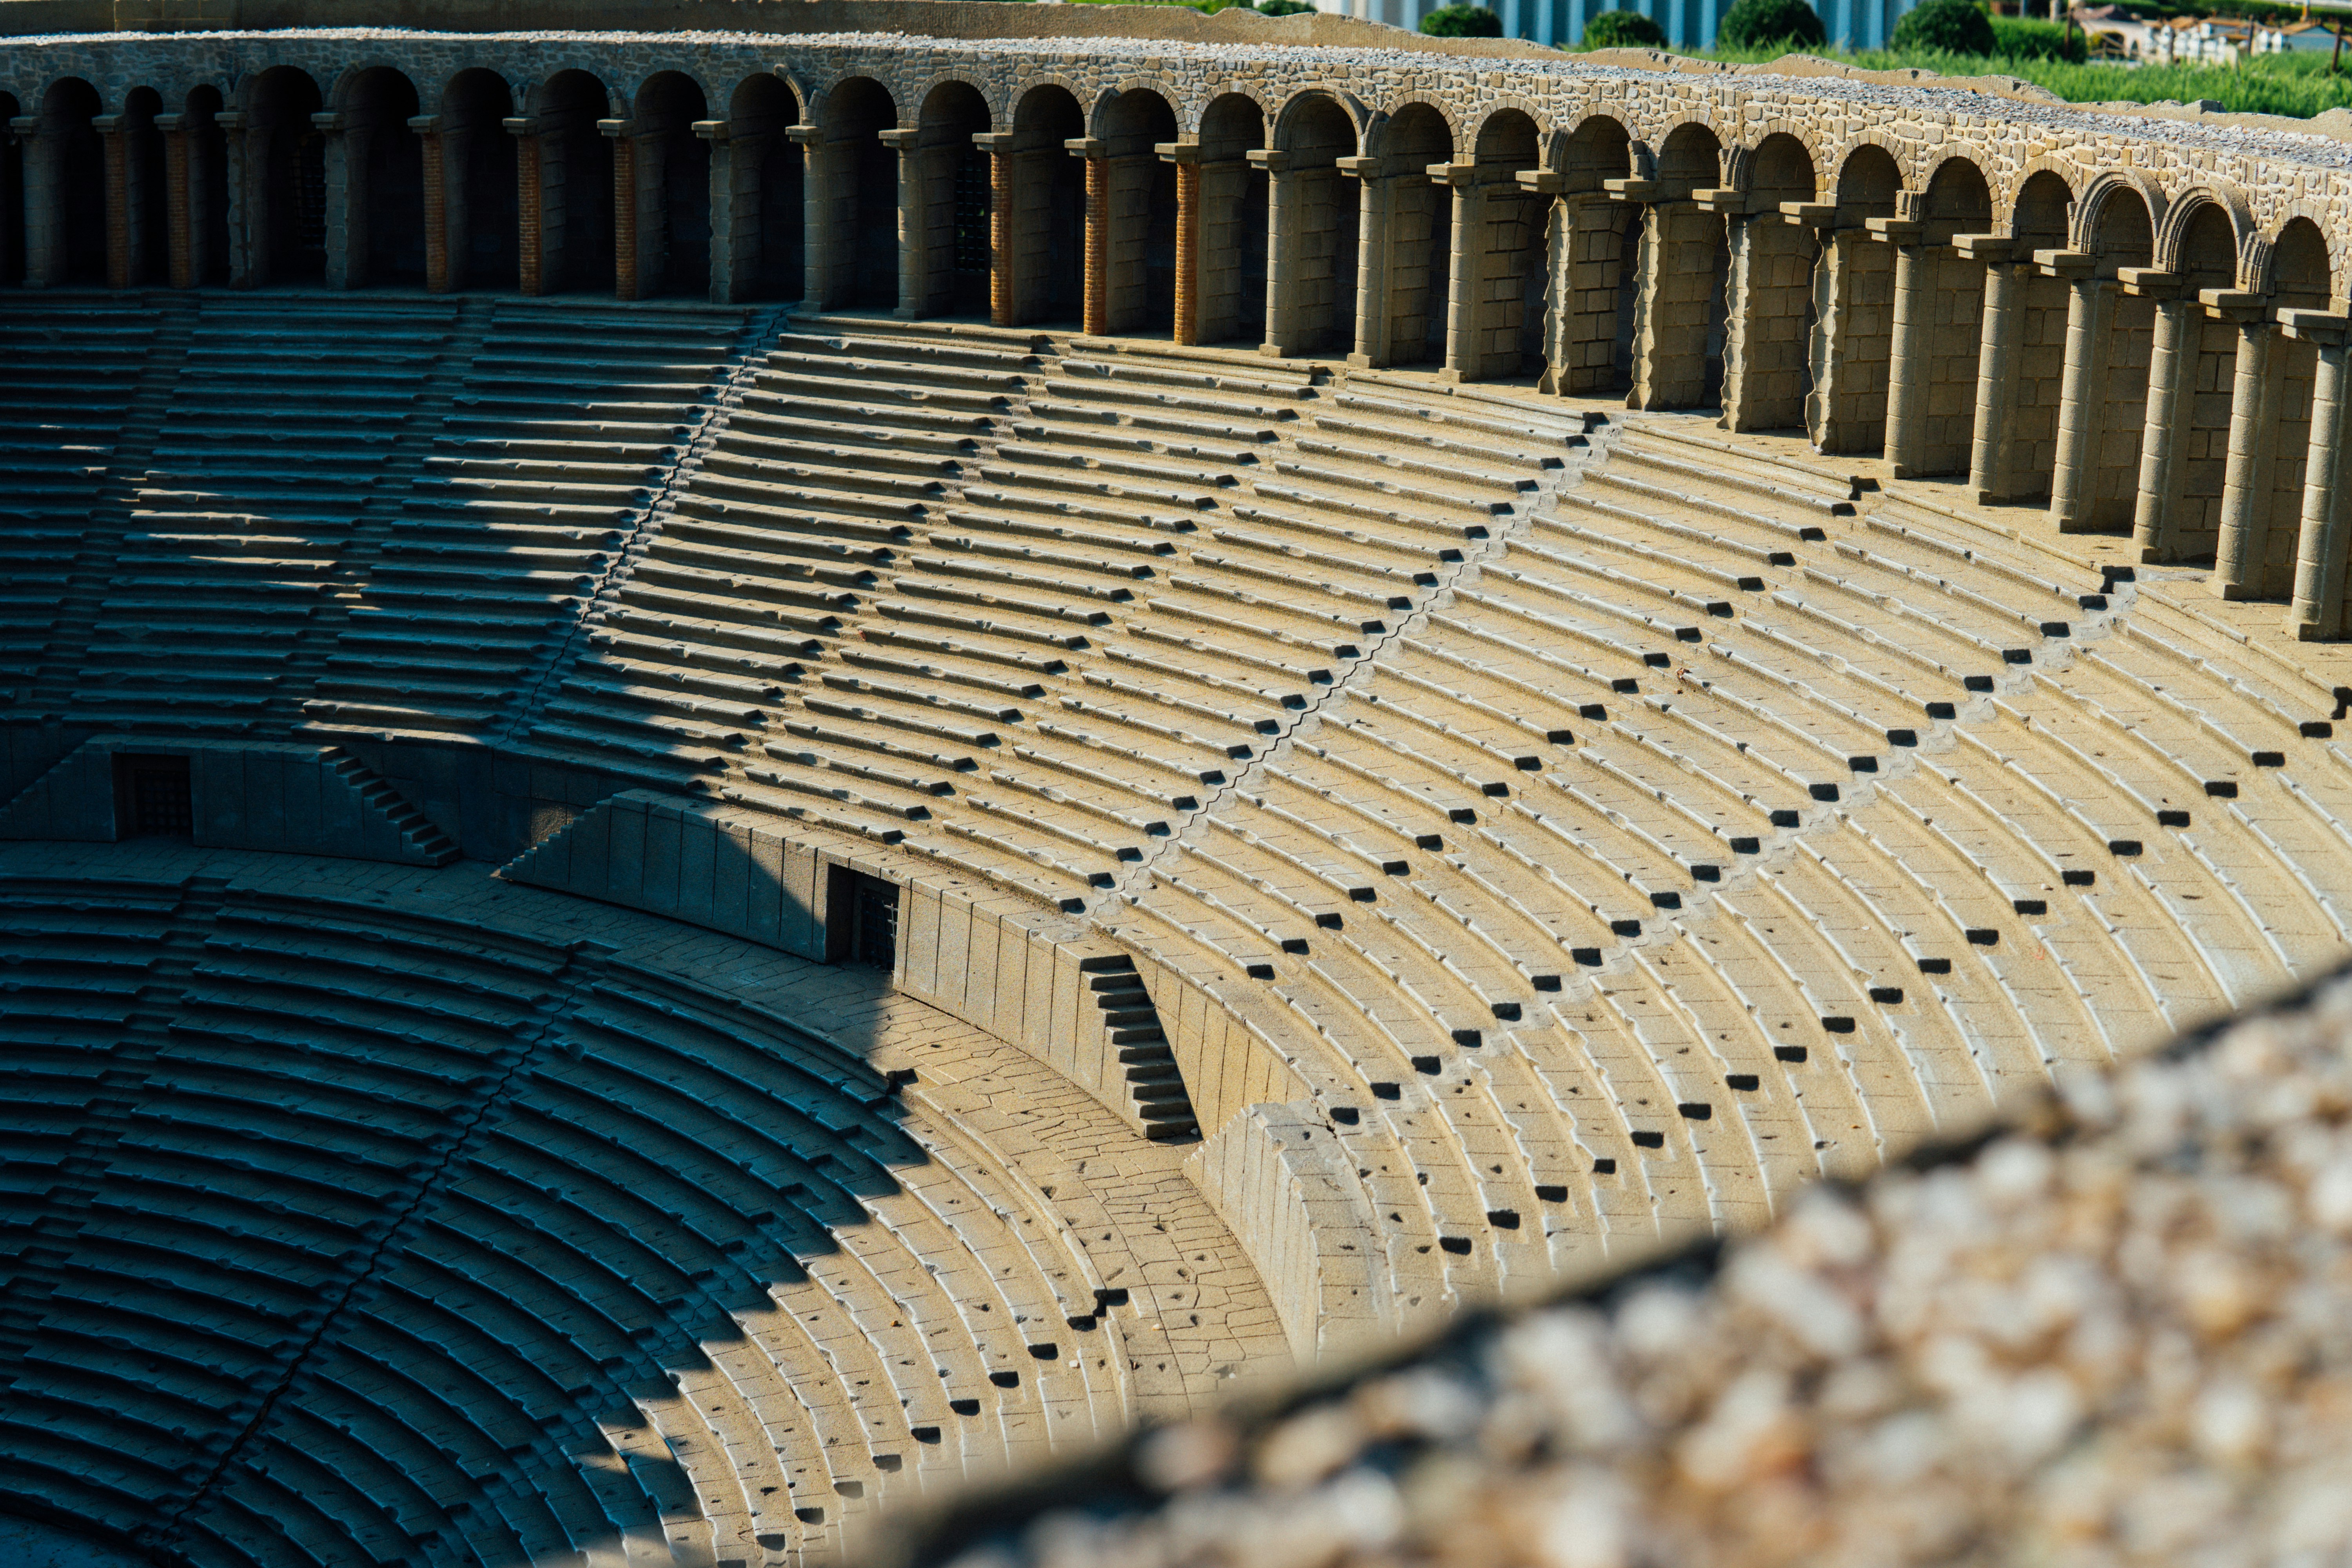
[1326,0,1916,51]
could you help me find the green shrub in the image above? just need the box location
[1421,4,1504,35]
[1989,13,2087,59]
[1717,0,1827,48]
[1579,7,1669,47]
[1891,0,1996,53]
[1256,0,1317,15]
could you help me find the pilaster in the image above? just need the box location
[2122,269,2193,561]
[2284,310,2352,640]
[2214,290,2284,598]
[2040,248,2106,533]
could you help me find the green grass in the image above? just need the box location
[1664,38,2352,115]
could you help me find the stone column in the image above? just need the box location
[1066,135,1109,337]
[218,110,254,290]
[9,115,56,288]
[878,126,921,319]
[1336,153,1389,367]
[2284,310,2352,640]
[1961,237,2022,503]
[1431,158,1479,382]
[411,114,449,294]
[1252,146,1292,356]
[93,112,130,289]
[973,131,1017,328]
[2041,248,2106,534]
[1161,139,1203,346]
[601,116,640,301]
[1516,167,1568,394]
[503,115,545,298]
[785,122,830,311]
[695,118,733,303]
[157,112,192,289]
[1877,214,1932,477]
[2122,269,2192,561]
[2214,290,2283,599]
[314,110,356,289]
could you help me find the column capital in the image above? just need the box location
[2200,286,2272,324]
[1516,169,1568,196]
[310,111,346,134]
[407,113,443,134]
[1777,199,1837,226]
[215,111,247,132]
[692,118,731,142]
[973,131,1019,152]
[1155,139,1202,163]
[2281,308,2352,346]
[91,113,129,134]
[1245,147,1289,172]
[1604,176,1662,202]
[1864,216,1925,244]
[2116,267,2181,299]
[500,116,545,137]
[1690,186,1746,213]
[1062,136,1105,157]
[2034,248,2098,279]
[1951,232,2014,261]
[597,117,638,140]
[879,127,920,149]
[154,112,185,132]
[1425,159,1479,186]
[8,114,39,138]
[784,122,824,146]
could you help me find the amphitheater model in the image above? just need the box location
[6,0,2352,1564]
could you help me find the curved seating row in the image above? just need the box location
[0,849,1280,1567]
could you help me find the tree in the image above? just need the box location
[1890,0,1997,54]
[1421,4,1505,36]
[1256,0,1316,15]
[1579,7,1669,47]
[1716,0,1827,49]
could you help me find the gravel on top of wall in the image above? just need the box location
[866,960,2352,1568]
[7,24,2352,173]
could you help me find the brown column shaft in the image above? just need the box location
[1174,158,1200,347]
[612,132,639,301]
[417,123,448,294]
[163,123,192,289]
[989,149,1014,328]
[100,122,129,289]
[1082,152,1109,337]
[516,132,544,296]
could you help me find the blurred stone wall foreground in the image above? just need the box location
[868,962,2352,1568]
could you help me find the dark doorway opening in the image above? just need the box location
[114,755,193,840]
[828,869,900,969]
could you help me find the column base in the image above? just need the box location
[2212,578,2269,602]
[2291,615,2335,642]
[1438,367,1466,385]
[1345,351,1374,369]
[1259,342,1285,358]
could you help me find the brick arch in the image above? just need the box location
[1180,82,1273,138]
[724,69,800,125]
[1546,111,1635,183]
[1270,83,1370,145]
[322,56,422,114]
[1630,107,1726,180]
[1996,154,2080,236]
[1827,127,1907,192]
[1466,93,1550,146]
[805,71,904,128]
[623,65,715,122]
[2072,168,2166,254]
[515,65,624,120]
[1090,74,1183,139]
[901,67,998,128]
[2262,198,2352,301]
[2153,185,2252,276]
[1723,119,1826,199]
[773,65,826,122]
[1368,90,1461,153]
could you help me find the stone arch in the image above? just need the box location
[1549,114,1638,397]
[720,72,802,303]
[1264,89,1360,356]
[30,77,105,287]
[1720,130,1820,434]
[1004,81,1086,325]
[332,65,424,289]
[1096,86,1180,334]
[1833,141,1900,220]
[526,66,618,294]
[1090,74,1183,140]
[1468,95,1548,149]
[1367,93,1459,157]
[1552,114,1631,193]
[901,78,995,319]
[1364,99,1454,369]
[2269,214,2335,305]
[1723,120,1823,200]
[0,87,19,286]
[2073,171,2161,266]
[1460,105,1547,381]
[2154,185,2251,277]
[814,74,898,311]
[241,64,328,286]
[180,82,230,286]
[1192,91,1267,347]
[624,69,712,299]
[1904,156,1996,477]
[435,66,517,292]
[2217,213,2335,599]
[1629,120,1729,411]
[114,83,169,288]
[2011,167,2073,247]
